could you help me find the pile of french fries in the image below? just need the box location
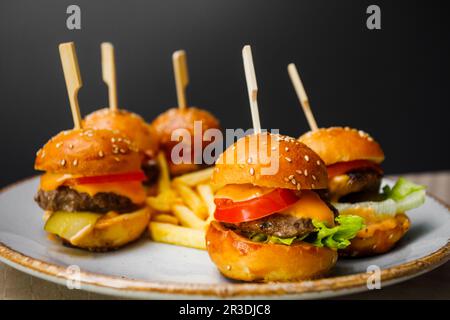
[146,152,217,249]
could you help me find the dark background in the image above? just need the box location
[0,0,449,187]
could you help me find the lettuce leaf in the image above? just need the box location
[312,215,365,249]
[247,215,364,249]
[334,178,426,216]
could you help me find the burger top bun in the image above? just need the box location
[151,107,220,152]
[35,129,142,176]
[212,133,328,190]
[298,127,385,165]
[83,108,159,158]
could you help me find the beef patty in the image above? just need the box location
[328,169,382,201]
[35,186,141,213]
[142,158,159,186]
[223,213,316,238]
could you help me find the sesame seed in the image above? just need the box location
[226,265,232,271]
[304,155,309,162]
[372,245,377,250]
[60,159,66,167]
[296,183,301,190]
[358,130,366,137]
[367,137,374,142]
[311,183,315,188]
[119,148,126,154]
[72,159,78,166]
[249,167,255,176]
[285,147,289,152]
[117,137,122,142]
[312,175,317,181]
[69,144,74,149]
[316,160,321,166]
[304,169,308,176]
[284,177,290,182]
[56,142,63,148]
[111,138,116,143]
[291,178,297,185]
[98,151,104,158]
[288,175,294,180]
[114,157,121,162]
[296,170,303,175]
[285,157,292,163]
[247,157,253,164]
[124,139,131,145]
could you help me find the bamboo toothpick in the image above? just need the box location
[59,42,83,129]
[101,42,118,111]
[287,63,318,131]
[242,45,261,134]
[172,50,189,109]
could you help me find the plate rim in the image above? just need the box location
[0,176,449,298]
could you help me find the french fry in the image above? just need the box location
[152,214,179,225]
[156,151,171,192]
[149,222,206,250]
[196,184,215,219]
[173,167,214,186]
[146,189,179,212]
[173,182,208,219]
[172,205,206,230]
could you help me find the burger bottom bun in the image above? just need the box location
[340,213,410,257]
[206,221,338,282]
[60,207,150,251]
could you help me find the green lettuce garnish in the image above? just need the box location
[382,177,425,201]
[334,178,426,216]
[247,215,364,249]
[312,215,365,249]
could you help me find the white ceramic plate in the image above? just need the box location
[0,177,449,299]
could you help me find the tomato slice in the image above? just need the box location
[214,188,299,223]
[327,160,383,179]
[66,171,147,185]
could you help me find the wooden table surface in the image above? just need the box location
[1,171,449,300]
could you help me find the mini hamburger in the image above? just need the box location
[151,107,220,176]
[206,133,363,282]
[299,127,425,257]
[84,108,160,185]
[34,128,150,251]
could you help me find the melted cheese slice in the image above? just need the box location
[215,184,274,202]
[281,191,335,226]
[39,173,146,204]
[340,207,399,238]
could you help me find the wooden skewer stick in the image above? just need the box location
[242,45,261,134]
[101,42,118,111]
[287,63,318,131]
[172,50,189,110]
[59,42,83,129]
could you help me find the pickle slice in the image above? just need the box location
[44,211,102,241]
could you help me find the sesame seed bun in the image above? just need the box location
[35,129,142,176]
[206,221,338,282]
[151,107,220,175]
[298,127,385,165]
[212,133,328,190]
[84,108,159,159]
[340,213,410,257]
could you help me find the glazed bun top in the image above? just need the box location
[151,107,220,151]
[35,129,142,176]
[83,108,159,158]
[298,127,385,165]
[212,133,328,190]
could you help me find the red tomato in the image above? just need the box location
[214,188,299,223]
[66,171,147,185]
[327,160,383,179]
